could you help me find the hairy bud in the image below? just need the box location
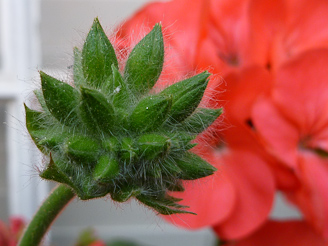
[25,18,222,215]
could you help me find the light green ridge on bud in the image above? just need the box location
[26,19,222,215]
[40,71,79,126]
[80,87,115,134]
[124,24,164,95]
[82,18,118,88]
[129,94,172,133]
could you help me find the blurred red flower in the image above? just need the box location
[114,0,328,243]
[252,49,328,240]
[0,217,25,246]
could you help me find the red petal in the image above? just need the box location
[252,96,299,168]
[247,0,287,68]
[213,150,275,240]
[222,66,272,125]
[274,0,328,68]
[274,50,328,135]
[233,220,326,246]
[287,153,328,240]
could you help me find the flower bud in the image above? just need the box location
[26,19,221,215]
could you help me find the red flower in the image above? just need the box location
[252,49,328,240]
[115,0,328,243]
[0,217,25,246]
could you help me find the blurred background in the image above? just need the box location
[0,0,300,245]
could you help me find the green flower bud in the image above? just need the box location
[26,19,221,215]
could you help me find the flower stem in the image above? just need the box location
[18,184,75,246]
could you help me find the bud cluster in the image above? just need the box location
[25,18,222,214]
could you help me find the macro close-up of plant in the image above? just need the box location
[19,18,221,246]
[2,0,328,246]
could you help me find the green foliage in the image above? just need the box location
[26,19,222,215]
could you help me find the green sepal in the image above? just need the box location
[110,184,140,202]
[40,155,75,188]
[65,135,101,163]
[73,47,86,87]
[161,72,210,122]
[136,193,195,215]
[124,24,164,95]
[25,104,44,132]
[93,155,120,182]
[175,152,216,180]
[40,71,79,126]
[25,105,46,151]
[162,160,182,176]
[79,87,115,134]
[25,104,68,152]
[166,180,185,192]
[129,94,171,133]
[180,108,223,133]
[78,177,111,200]
[82,18,118,88]
[37,130,68,150]
[138,134,170,160]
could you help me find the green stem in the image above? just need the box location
[18,184,75,246]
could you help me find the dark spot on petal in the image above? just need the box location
[245,118,255,130]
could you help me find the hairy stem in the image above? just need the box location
[18,184,75,246]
